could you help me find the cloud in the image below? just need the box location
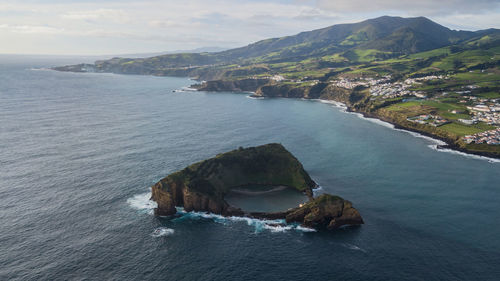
[0,0,499,55]
[293,7,339,20]
[0,24,63,34]
[436,12,500,30]
[61,8,130,23]
[315,0,500,15]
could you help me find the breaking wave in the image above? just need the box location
[181,86,198,91]
[152,227,175,237]
[173,208,316,233]
[126,192,157,215]
[246,95,265,99]
[428,145,500,163]
[172,86,198,93]
[127,192,316,233]
[316,99,348,110]
[312,184,323,196]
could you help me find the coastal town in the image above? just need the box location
[327,74,500,145]
[463,128,500,145]
[329,75,447,99]
[464,98,500,125]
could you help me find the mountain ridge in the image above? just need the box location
[54,15,499,73]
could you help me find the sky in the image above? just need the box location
[1,0,500,55]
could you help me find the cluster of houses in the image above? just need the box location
[404,75,448,84]
[407,114,449,127]
[370,81,422,98]
[260,75,321,85]
[469,111,500,125]
[270,75,286,82]
[324,75,451,99]
[463,128,500,145]
[464,98,500,125]
[329,76,392,89]
[369,75,447,98]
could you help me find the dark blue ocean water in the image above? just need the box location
[1,56,499,281]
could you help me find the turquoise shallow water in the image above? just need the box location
[1,56,499,280]
[224,186,308,212]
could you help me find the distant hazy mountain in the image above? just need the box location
[118,47,229,58]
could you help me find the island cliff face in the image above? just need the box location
[152,143,315,216]
[285,194,364,229]
[151,143,363,230]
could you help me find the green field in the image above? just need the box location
[439,122,496,136]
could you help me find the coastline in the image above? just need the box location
[350,107,500,161]
[249,93,500,161]
[50,67,499,161]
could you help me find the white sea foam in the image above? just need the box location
[401,131,446,145]
[263,224,294,232]
[316,99,348,109]
[28,67,49,71]
[342,243,366,252]
[152,227,175,237]
[181,86,198,91]
[172,86,198,93]
[428,145,500,163]
[175,208,283,233]
[174,208,317,233]
[246,95,265,99]
[126,193,319,233]
[357,115,396,129]
[126,192,157,215]
[295,225,317,232]
[312,184,323,195]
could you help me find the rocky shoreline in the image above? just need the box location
[151,143,364,230]
[349,108,500,160]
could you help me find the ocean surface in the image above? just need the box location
[1,55,499,281]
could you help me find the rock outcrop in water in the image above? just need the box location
[151,143,363,230]
[285,194,364,229]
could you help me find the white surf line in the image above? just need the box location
[28,67,50,71]
[127,192,317,233]
[313,98,499,163]
[175,208,316,233]
[246,95,265,99]
[315,99,349,110]
[181,86,198,91]
[427,145,500,163]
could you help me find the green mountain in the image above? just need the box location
[220,16,475,61]
[54,16,499,75]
